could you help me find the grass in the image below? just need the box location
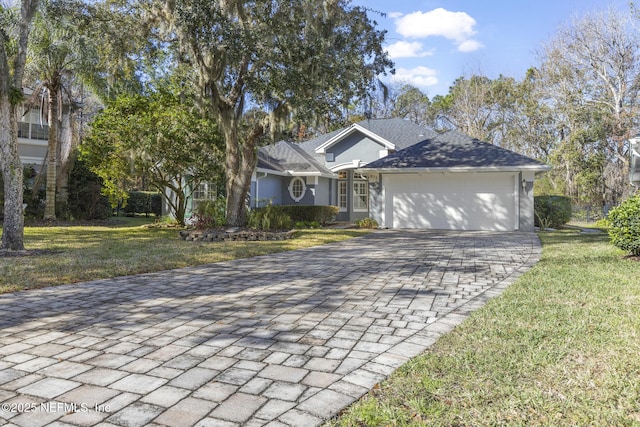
[0,219,369,293]
[328,230,640,426]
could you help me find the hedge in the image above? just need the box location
[271,205,339,224]
[123,191,162,217]
[249,205,339,225]
[534,195,572,229]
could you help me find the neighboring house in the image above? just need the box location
[17,102,49,169]
[630,134,640,185]
[252,118,550,231]
[16,88,74,173]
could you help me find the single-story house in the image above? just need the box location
[252,118,550,231]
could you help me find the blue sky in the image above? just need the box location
[352,0,632,97]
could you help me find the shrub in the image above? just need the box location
[356,217,379,229]
[607,195,640,256]
[534,196,572,229]
[276,205,339,224]
[192,198,226,230]
[67,160,112,220]
[123,191,162,217]
[248,205,292,231]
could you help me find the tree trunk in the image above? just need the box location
[44,88,59,220]
[56,106,76,209]
[0,0,37,251]
[0,98,25,251]
[222,118,262,227]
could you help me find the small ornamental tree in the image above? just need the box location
[607,194,640,256]
[82,86,224,225]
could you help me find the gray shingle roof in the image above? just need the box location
[258,140,332,175]
[362,130,549,170]
[297,117,438,153]
[258,120,549,174]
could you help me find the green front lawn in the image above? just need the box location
[0,221,368,293]
[328,230,640,426]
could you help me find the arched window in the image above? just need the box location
[288,177,306,202]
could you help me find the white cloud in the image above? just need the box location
[457,39,484,53]
[385,41,433,59]
[394,8,483,52]
[391,66,438,89]
[388,11,403,19]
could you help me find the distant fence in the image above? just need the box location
[571,205,612,223]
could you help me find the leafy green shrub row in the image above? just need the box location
[248,205,292,231]
[607,194,640,256]
[270,205,338,224]
[123,191,162,217]
[534,195,572,229]
[192,198,226,230]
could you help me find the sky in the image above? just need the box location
[351,0,632,97]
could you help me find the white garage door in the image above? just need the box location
[384,172,517,231]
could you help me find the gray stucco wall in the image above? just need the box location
[314,177,331,205]
[281,176,315,205]
[254,174,284,207]
[325,133,385,168]
[368,178,383,226]
[519,171,536,232]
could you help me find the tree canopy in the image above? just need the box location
[81,83,224,225]
[153,0,393,225]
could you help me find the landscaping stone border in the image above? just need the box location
[179,229,297,242]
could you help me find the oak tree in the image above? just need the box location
[154,0,392,225]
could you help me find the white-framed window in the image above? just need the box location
[17,106,48,140]
[338,171,348,212]
[353,174,368,212]
[288,177,306,202]
[193,181,217,211]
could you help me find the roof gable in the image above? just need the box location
[314,123,396,154]
[297,118,438,154]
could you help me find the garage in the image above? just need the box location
[360,129,551,232]
[382,172,518,231]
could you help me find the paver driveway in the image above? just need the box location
[0,230,541,427]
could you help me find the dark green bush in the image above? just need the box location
[67,160,112,220]
[274,205,338,224]
[534,195,572,229]
[607,195,640,256]
[248,205,292,231]
[123,191,162,217]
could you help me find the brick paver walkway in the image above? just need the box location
[0,230,541,427]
